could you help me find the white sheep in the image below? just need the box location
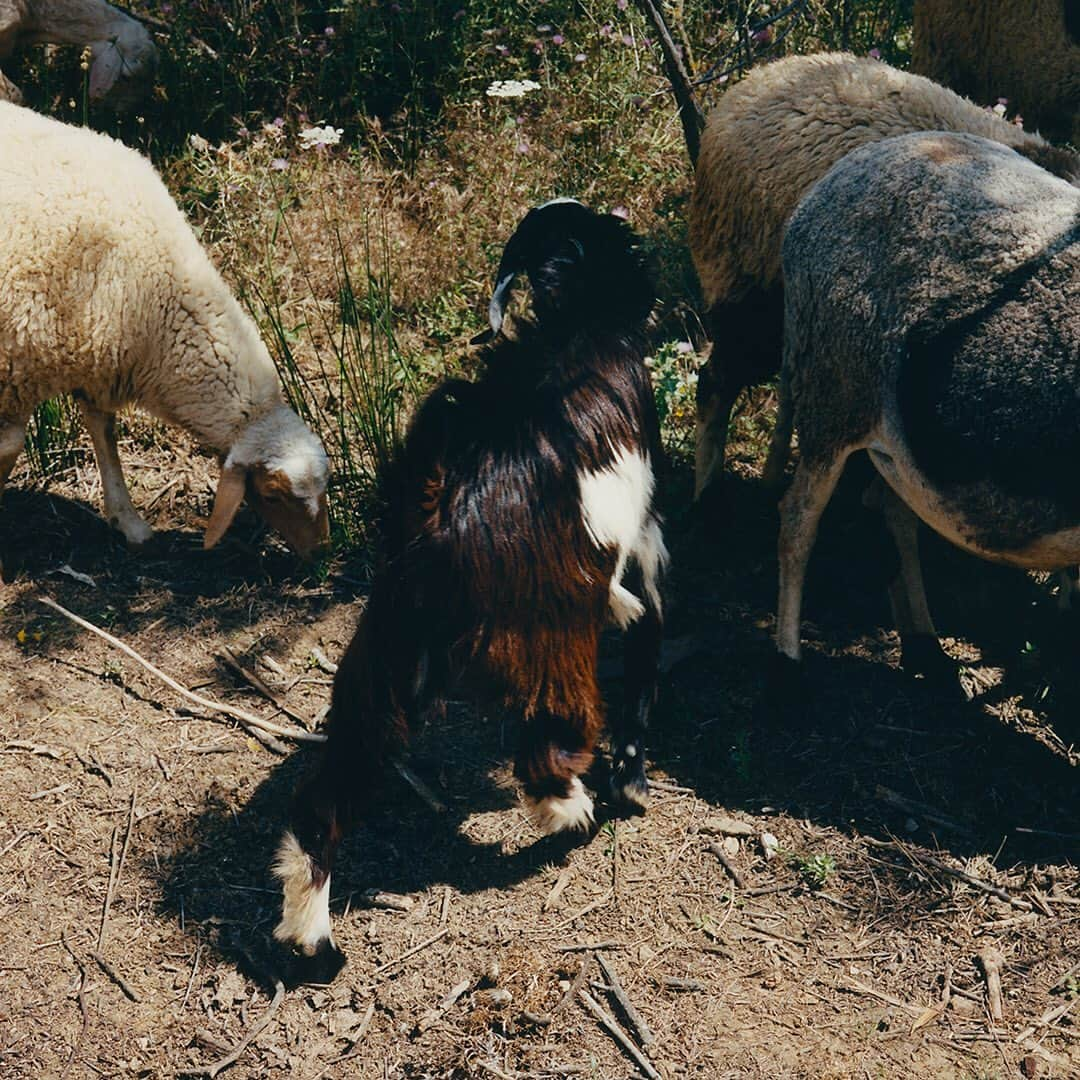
[768,131,1080,685]
[0,0,158,107]
[688,52,1080,510]
[0,101,330,557]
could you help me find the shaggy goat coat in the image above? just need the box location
[687,51,1079,504]
[0,102,329,555]
[273,201,667,981]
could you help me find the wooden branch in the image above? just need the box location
[596,953,655,1048]
[391,759,447,814]
[413,978,472,1035]
[707,842,746,889]
[184,976,286,1078]
[633,0,705,166]
[372,927,449,977]
[578,989,661,1080]
[218,647,314,729]
[977,947,1005,1023]
[40,597,325,748]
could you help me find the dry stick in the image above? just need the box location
[555,940,620,953]
[977,947,1006,1023]
[218,647,313,729]
[864,837,1033,911]
[413,978,472,1036]
[596,953,655,1049]
[60,931,90,1075]
[543,865,576,913]
[578,989,661,1080]
[40,597,323,748]
[838,978,922,1016]
[521,956,592,1026]
[633,0,705,166]
[392,759,447,814]
[372,927,450,977]
[307,999,376,1080]
[186,977,286,1079]
[98,786,138,953]
[309,646,338,675]
[93,953,141,1003]
[707,842,746,889]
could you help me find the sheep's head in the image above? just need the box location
[88,17,158,107]
[205,406,331,559]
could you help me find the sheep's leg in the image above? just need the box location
[776,452,850,661]
[694,289,784,510]
[516,698,602,835]
[610,518,666,811]
[0,421,25,495]
[275,588,424,982]
[762,357,795,490]
[871,478,958,687]
[76,399,153,547]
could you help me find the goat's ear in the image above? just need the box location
[204,461,247,549]
[487,262,517,336]
[89,44,124,99]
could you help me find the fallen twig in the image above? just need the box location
[392,759,446,814]
[307,999,376,1080]
[977,947,1005,1023]
[554,940,620,953]
[372,927,450,977]
[357,888,414,913]
[660,976,704,992]
[865,837,1033,911]
[596,953,655,1048]
[218,647,313,730]
[838,978,923,1016]
[578,989,661,1080]
[60,931,90,1074]
[413,978,472,1036]
[98,786,137,953]
[309,646,338,675]
[874,784,972,836]
[707,842,745,889]
[93,952,141,1002]
[543,865,575,913]
[40,596,323,749]
[184,976,286,1078]
[520,956,591,1026]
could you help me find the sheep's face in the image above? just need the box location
[204,407,331,558]
[89,24,158,107]
[247,465,331,559]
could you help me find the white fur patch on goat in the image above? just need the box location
[272,830,333,954]
[526,776,595,834]
[578,446,658,626]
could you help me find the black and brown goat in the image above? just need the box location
[273,200,668,979]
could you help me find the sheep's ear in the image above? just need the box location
[204,462,247,549]
[89,44,124,99]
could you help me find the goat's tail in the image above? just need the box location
[487,199,655,336]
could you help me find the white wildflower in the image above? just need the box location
[485,79,541,99]
[299,124,344,150]
[188,133,210,152]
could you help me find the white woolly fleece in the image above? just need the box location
[0,102,300,458]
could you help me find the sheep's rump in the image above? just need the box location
[784,132,1080,551]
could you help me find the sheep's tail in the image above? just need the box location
[487,199,655,337]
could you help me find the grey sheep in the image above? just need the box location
[767,131,1080,683]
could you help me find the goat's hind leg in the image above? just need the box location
[516,711,600,835]
[610,520,666,813]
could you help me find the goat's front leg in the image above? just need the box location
[76,398,153,547]
[610,521,666,812]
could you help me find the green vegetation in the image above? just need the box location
[12,0,914,548]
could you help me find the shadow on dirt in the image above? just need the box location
[137,452,1080,981]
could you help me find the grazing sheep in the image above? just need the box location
[272,200,667,980]
[767,131,1080,683]
[688,52,1080,509]
[0,101,330,558]
[912,0,1080,147]
[0,0,158,109]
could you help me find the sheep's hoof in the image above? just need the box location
[111,515,155,549]
[286,940,346,986]
[899,634,967,702]
[764,652,805,712]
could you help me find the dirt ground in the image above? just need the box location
[0,431,1078,1080]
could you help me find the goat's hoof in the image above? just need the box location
[899,634,967,702]
[287,941,346,986]
[609,761,649,816]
